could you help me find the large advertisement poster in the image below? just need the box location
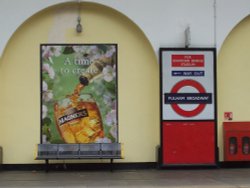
[161,50,215,120]
[41,44,118,144]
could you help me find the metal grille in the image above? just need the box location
[58,144,79,158]
[101,143,121,157]
[38,144,58,158]
[79,144,101,157]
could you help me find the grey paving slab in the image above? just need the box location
[0,169,249,187]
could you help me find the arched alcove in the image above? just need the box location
[218,15,250,161]
[0,2,158,164]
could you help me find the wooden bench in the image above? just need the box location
[36,143,123,171]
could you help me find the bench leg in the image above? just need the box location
[110,158,114,172]
[45,159,49,172]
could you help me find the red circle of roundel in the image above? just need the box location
[170,79,206,117]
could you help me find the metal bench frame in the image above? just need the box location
[36,143,123,171]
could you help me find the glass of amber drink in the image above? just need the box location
[54,93,104,143]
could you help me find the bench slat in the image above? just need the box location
[36,143,123,160]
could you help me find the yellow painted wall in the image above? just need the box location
[0,2,158,164]
[1,2,249,165]
[218,15,250,161]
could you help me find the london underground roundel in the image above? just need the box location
[170,79,206,117]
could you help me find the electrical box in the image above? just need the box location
[224,122,250,161]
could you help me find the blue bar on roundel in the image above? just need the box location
[164,93,212,104]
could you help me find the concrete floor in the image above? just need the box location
[0,169,250,188]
